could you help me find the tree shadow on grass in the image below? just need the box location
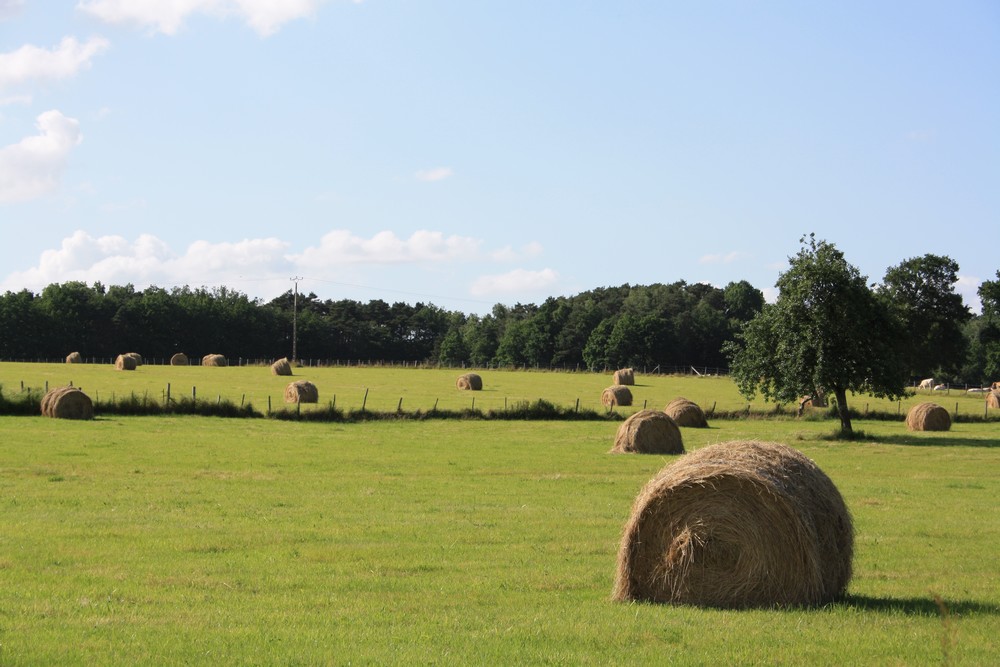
[864,434,1000,448]
[838,594,1000,617]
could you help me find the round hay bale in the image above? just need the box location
[123,352,143,366]
[602,385,633,407]
[611,410,684,455]
[114,354,137,371]
[986,391,1000,410]
[905,402,951,431]
[664,397,709,428]
[202,354,227,367]
[613,368,635,386]
[170,352,189,366]
[41,386,93,420]
[284,380,318,403]
[456,373,483,391]
[65,351,82,364]
[271,358,293,376]
[613,440,854,608]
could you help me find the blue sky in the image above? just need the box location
[1,1,997,314]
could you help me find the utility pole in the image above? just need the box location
[291,276,302,362]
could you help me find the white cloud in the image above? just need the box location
[0,110,82,203]
[294,229,481,269]
[762,287,778,304]
[469,268,559,296]
[0,93,32,106]
[956,274,982,314]
[415,167,453,182]
[0,36,110,90]
[699,250,746,265]
[77,0,326,36]
[0,0,24,20]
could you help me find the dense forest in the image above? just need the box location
[1,256,998,384]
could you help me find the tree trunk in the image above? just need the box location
[834,386,852,436]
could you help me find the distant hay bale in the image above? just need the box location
[664,397,709,428]
[170,352,189,366]
[65,351,82,364]
[114,354,137,371]
[611,410,684,455]
[124,352,143,366]
[613,440,854,608]
[905,402,951,431]
[456,373,483,390]
[40,386,93,420]
[613,368,635,386]
[202,354,227,367]
[284,380,318,403]
[987,391,1000,410]
[271,358,293,376]
[602,385,633,407]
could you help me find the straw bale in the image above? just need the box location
[284,380,318,403]
[202,354,227,367]
[456,373,483,391]
[611,410,684,455]
[114,354,137,371]
[170,352,189,366]
[664,397,709,428]
[987,391,1000,410]
[613,368,635,386]
[602,385,633,407]
[41,386,93,420]
[123,352,143,366]
[613,440,853,608]
[905,402,951,431]
[271,357,293,376]
[65,351,82,364]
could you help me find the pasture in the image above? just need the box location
[0,364,998,663]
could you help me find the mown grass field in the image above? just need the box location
[1,364,998,664]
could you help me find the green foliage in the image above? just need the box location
[726,235,907,435]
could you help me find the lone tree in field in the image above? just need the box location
[724,235,906,437]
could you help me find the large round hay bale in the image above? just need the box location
[284,380,318,403]
[123,352,143,366]
[271,358,293,376]
[664,397,709,428]
[65,351,82,364]
[905,402,951,431]
[602,385,633,407]
[986,391,1000,410]
[456,373,483,390]
[613,368,635,386]
[613,440,853,608]
[202,354,227,367]
[114,354,137,371]
[611,410,684,455]
[170,352,189,366]
[41,386,93,420]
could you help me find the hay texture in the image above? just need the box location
[271,358,293,376]
[613,368,635,386]
[664,397,709,428]
[456,373,483,391]
[611,410,684,455]
[202,354,227,367]
[905,402,951,431]
[284,380,318,403]
[602,385,633,407]
[65,351,82,364]
[170,352,189,366]
[40,386,93,420]
[123,352,143,366]
[114,354,137,371]
[987,391,1000,410]
[613,440,854,608]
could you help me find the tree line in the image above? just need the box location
[0,248,997,389]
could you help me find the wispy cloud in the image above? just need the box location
[0,36,109,90]
[0,0,24,21]
[0,110,82,203]
[414,167,453,182]
[77,0,327,37]
[293,229,480,269]
[469,268,559,296]
[699,250,746,265]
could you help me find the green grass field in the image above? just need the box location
[1,365,998,664]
